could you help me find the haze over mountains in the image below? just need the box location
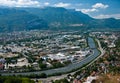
[0,7,120,32]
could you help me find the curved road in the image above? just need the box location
[1,37,101,76]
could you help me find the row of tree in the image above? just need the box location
[0,76,35,83]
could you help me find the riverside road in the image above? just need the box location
[1,37,100,76]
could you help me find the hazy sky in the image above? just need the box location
[0,0,120,19]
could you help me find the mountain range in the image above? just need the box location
[0,7,120,32]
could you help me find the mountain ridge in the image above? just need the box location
[0,8,49,32]
[0,7,120,32]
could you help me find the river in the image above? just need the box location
[1,37,100,76]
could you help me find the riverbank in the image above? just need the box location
[1,37,102,77]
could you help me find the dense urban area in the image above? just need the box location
[0,30,120,83]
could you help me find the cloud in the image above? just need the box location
[76,3,109,14]
[78,8,98,14]
[44,2,50,6]
[92,3,109,9]
[93,14,120,19]
[0,0,40,7]
[54,2,71,7]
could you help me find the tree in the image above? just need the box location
[39,63,47,69]
[53,78,69,83]
[39,73,47,78]
[0,76,35,83]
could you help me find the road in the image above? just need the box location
[1,37,103,78]
[32,38,105,82]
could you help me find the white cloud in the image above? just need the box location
[44,2,50,6]
[92,3,109,9]
[0,0,40,7]
[54,2,71,7]
[81,8,98,13]
[76,8,98,14]
[76,3,109,14]
[93,14,120,19]
[75,9,81,11]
